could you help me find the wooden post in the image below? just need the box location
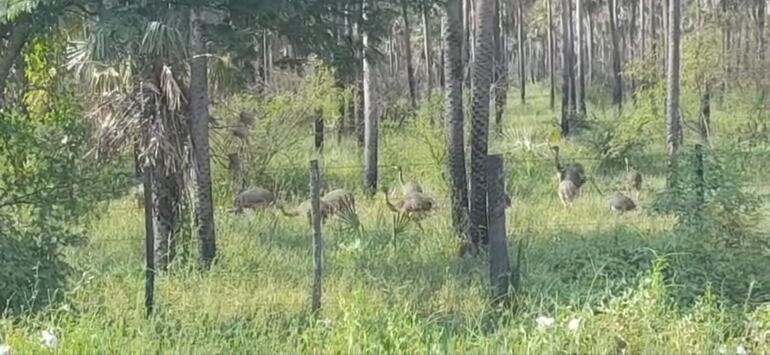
[486,154,512,304]
[313,108,324,152]
[695,144,705,209]
[143,168,155,317]
[309,159,323,314]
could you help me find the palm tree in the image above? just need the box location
[575,0,586,116]
[443,0,469,239]
[469,0,496,246]
[666,0,682,186]
[363,0,378,196]
[189,8,216,270]
[67,4,192,270]
[608,0,623,108]
[400,0,418,109]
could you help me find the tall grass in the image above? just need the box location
[2,86,769,354]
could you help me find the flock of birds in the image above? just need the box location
[229,166,437,228]
[130,146,642,234]
[550,145,642,212]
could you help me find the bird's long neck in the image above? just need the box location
[383,190,399,213]
[398,168,406,186]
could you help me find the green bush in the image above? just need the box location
[0,36,125,315]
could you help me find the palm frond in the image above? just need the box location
[159,65,184,111]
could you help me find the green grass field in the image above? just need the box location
[2,86,769,354]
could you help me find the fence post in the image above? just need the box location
[142,168,155,317]
[486,154,512,304]
[309,159,323,314]
[314,108,324,152]
[695,144,705,209]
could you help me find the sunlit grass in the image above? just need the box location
[2,86,770,354]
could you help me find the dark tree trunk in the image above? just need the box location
[548,0,555,110]
[443,0,470,239]
[401,0,418,108]
[422,0,434,95]
[576,0,586,116]
[609,0,623,108]
[189,9,217,270]
[0,18,32,106]
[517,0,526,104]
[469,0,496,246]
[560,0,572,136]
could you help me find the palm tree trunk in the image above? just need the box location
[443,0,470,239]
[548,0,555,110]
[576,0,586,116]
[609,0,623,108]
[422,1,434,95]
[363,1,378,196]
[587,6,594,84]
[401,0,418,108]
[469,0,496,246]
[0,18,32,106]
[517,0,526,105]
[560,0,572,136]
[189,9,216,270]
[494,0,509,131]
[666,0,682,187]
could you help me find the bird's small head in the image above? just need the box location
[550,145,560,153]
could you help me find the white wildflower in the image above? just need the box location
[535,315,555,329]
[718,345,727,354]
[567,318,581,332]
[736,345,749,355]
[40,330,58,348]
[0,344,11,355]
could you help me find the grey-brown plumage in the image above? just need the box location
[551,145,586,188]
[396,166,423,195]
[233,187,275,213]
[322,189,357,216]
[382,187,434,230]
[230,125,250,140]
[279,199,333,224]
[608,192,636,212]
[239,111,256,126]
[558,179,579,207]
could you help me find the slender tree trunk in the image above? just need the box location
[439,20,446,88]
[640,0,646,59]
[650,0,657,58]
[469,0,496,246]
[517,0,526,104]
[443,0,470,239]
[755,0,766,97]
[189,9,216,270]
[586,7,594,84]
[666,0,682,187]
[608,0,623,108]
[629,0,638,95]
[560,0,572,136]
[567,0,577,114]
[576,0,586,116]
[363,1,378,196]
[422,1,435,95]
[699,84,711,145]
[401,0,418,108]
[0,19,32,106]
[494,0,509,130]
[721,0,729,93]
[262,30,271,88]
[547,0,555,110]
